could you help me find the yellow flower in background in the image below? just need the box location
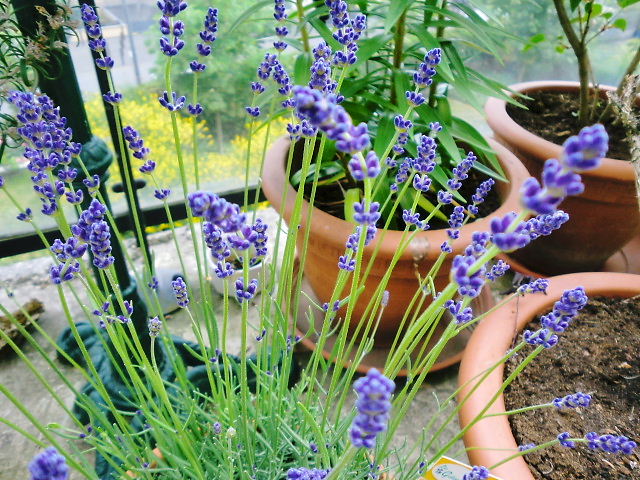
[84,93,286,190]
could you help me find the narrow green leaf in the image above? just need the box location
[294,53,312,85]
[309,17,341,50]
[384,0,415,32]
[344,188,361,223]
[354,34,393,67]
[373,115,396,159]
[618,0,640,6]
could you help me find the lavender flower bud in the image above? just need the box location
[157,0,187,17]
[585,432,637,454]
[523,328,558,349]
[553,392,591,409]
[28,447,69,480]
[102,92,122,105]
[158,91,186,111]
[17,208,33,222]
[349,368,395,449]
[338,255,355,271]
[171,276,189,308]
[557,432,576,448]
[444,300,473,324]
[286,467,330,479]
[245,106,261,117]
[562,124,608,171]
[353,201,380,225]
[235,278,258,302]
[516,279,548,295]
[148,316,162,337]
[405,91,425,106]
[451,254,485,298]
[486,259,510,281]
[154,189,171,200]
[490,213,530,252]
[462,466,489,480]
[348,151,380,181]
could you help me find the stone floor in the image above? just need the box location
[0,208,466,479]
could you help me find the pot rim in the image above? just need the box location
[484,80,636,181]
[262,136,530,263]
[457,271,640,479]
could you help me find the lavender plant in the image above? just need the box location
[0,1,636,479]
[0,0,76,162]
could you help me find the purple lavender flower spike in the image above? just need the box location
[521,124,608,214]
[102,92,122,105]
[523,328,558,349]
[444,300,473,324]
[157,0,187,17]
[65,189,84,205]
[451,254,486,298]
[405,91,426,106]
[338,255,355,271]
[348,151,380,181]
[540,286,587,333]
[490,212,530,252]
[28,447,69,480]
[235,278,258,302]
[190,61,206,72]
[245,106,261,117]
[585,432,637,454]
[353,201,380,226]
[286,467,330,480]
[95,56,115,70]
[188,103,203,116]
[553,392,591,409]
[171,276,189,307]
[148,316,162,337]
[437,190,453,205]
[519,443,536,452]
[462,466,489,480]
[516,278,549,295]
[89,220,115,269]
[349,368,395,449]
[17,208,33,222]
[158,91,186,111]
[557,432,576,448]
[413,48,442,88]
[0,176,4,188]
[486,259,510,281]
[154,189,171,200]
[562,124,608,171]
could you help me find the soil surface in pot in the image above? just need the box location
[504,295,640,479]
[506,91,634,160]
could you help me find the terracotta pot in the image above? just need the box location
[262,137,530,344]
[457,272,640,479]
[485,81,640,275]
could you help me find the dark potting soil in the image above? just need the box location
[506,90,634,161]
[504,296,640,479]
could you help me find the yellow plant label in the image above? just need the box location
[421,456,503,480]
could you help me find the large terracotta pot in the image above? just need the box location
[457,272,640,479]
[262,137,530,344]
[486,81,640,275]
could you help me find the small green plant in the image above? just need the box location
[549,0,639,125]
